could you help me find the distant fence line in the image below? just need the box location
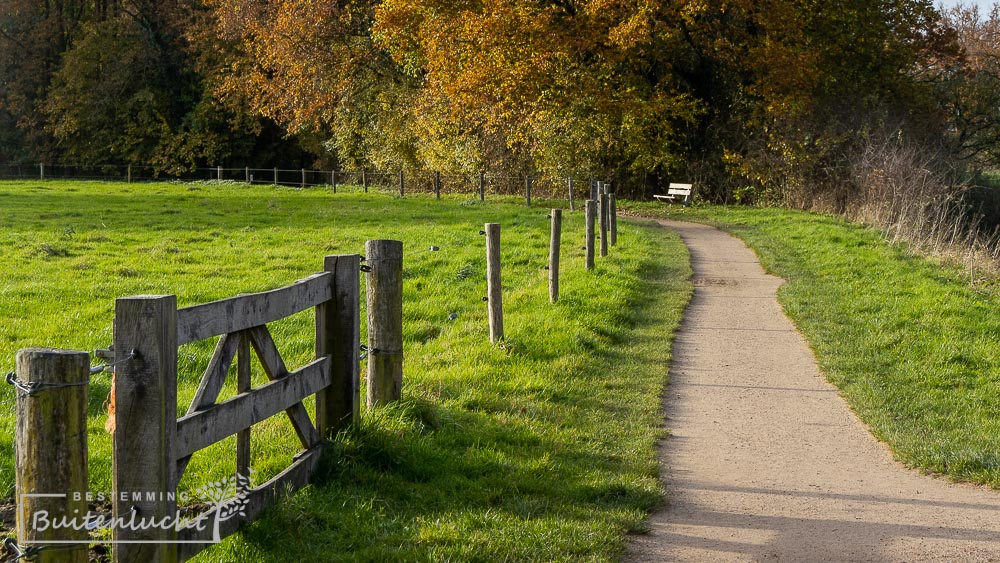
[0,162,617,202]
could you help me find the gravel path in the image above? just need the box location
[625,219,1000,562]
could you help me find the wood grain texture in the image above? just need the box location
[246,325,320,449]
[175,357,330,458]
[316,254,361,437]
[549,209,561,303]
[113,295,178,562]
[15,348,89,563]
[366,240,404,406]
[176,273,332,346]
[485,224,504,343]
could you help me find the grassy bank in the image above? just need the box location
[626,201,1000,488]
[0,181,691,560]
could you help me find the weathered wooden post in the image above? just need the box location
[362,170,368,193]
[525,176,532,207]
[398,170,404,197]
[599,188,609,257]
[365,240,403,406]
[127,164,132,184]
[113,295,178,562]
[301,168,306,188]
[479,171,485,202]
[245,166,250,183]
[610,192,618,246]
[39,163,44,181]
[218,165,223,181]
[590,178,597,200]
[485,223,504,342]
[434,171,441,199]
[332,170,338,193]
[273,167,278,186]
[549,209,561,303]
[585,200,596,271]
[317,254,361,434]
[236,332,251,480]
[14,348,89,563]
[568,177,576,212]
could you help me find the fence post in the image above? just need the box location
[112,295,178,562]
[585,200,596,270]
[39,163,44,181]
[301,168,306,188]
[14,348,89,563]
[599,188,609,257]
[236,331,251,482]
[362,170,368,193]
[365,240,403,406]
[274,167,278,186]
[434,171,441,199]
[568,177,575,211]
[398,170,404,197]
[590,178,597,201]
[217,165,222,181]
[479,171,485,202]
[610,192,618,246]
[317,254,361,435]
[485,223,504,342]
[245,166,250,183]
[525,176,532,207]
[549,209,561,303]
[127,165,132,184]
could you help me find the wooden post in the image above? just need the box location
[113,295,178,562]
[217,165,223,181]
[590,178,597,200]
[301,168,306,188]
[585,200,596,270]
[485,223,504,342]
[14,348,89,563]
[365,240,403,406]
[39,163,44,181]
[236,332,251,480]
[479,171,485,202]
[525,176,532,207]
[599,189,609,257]
[549,209,561,303]
[331,170,337,193]
[245,166,250,183]
[127,165,132,184]
[398,170,404,197]
[433,171,440,199]
[610,193,618,246]
[317,254,361,434]
[274,167,278,186]
[568,177,575,211]
[362,170,368,193]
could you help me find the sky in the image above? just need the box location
[937,0,996,10]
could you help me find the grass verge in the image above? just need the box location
[625,201,1000,488]
[0,181,691,560]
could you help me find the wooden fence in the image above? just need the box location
[8,196,622,561]
[12,254,362,563]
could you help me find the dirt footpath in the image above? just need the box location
[625,219,1000,562]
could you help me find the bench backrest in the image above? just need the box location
[668,183,693,195]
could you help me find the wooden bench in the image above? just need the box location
[653,183,693,206]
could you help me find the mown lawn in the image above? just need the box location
[626,201,1000,488]
[0,181,691,561]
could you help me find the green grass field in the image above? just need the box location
[626,201,1000,488]
[0,181,691,561]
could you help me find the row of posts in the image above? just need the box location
[484,180,617,344]
[10,181,617,560]
[33,163,592,207]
